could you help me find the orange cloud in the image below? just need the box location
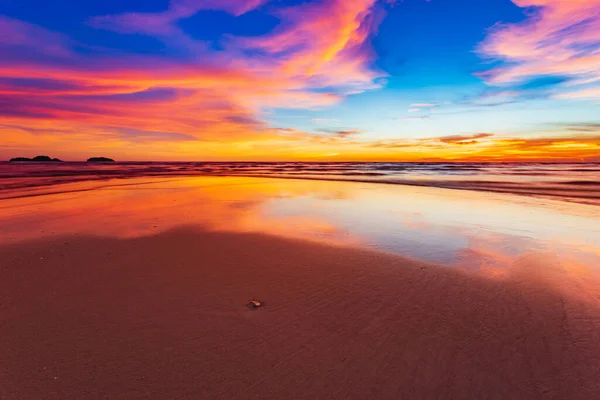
[358,132,599,162]
[438,133,495,145]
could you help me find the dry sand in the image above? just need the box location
[1,228,600,399]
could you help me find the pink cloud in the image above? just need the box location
[0,1,395,148]
[90,0,268,35]
[555,86,600,99]
[172,0,267,16]
[237,0,392,92]
[478,0,600,99]
[88,0,394,99]
[0,16,72,57]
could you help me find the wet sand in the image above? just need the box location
[2,161,600,206]
[1,228,600,399]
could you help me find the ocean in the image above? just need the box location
[1,161,599,205]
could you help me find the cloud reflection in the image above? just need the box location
[1,176,598,286]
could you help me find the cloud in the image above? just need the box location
[367,133,495,148]
[478,0,600,99]
[235,0,396,93]
[0,1,396,152]
[397,116,430,121]
[437,133,495,145]
[560,122,600,132]
[0,16,72,58]
[445,89,531,113]
[366,140,416,149]
[110,128,198,142]
[0,124,75,135]
[555,86,600,100]
[410,103,437,108]
[312,118,340,125]
[494,134,600,152]
[405,102,437,115]
[363,132,599,161]
[90,0,268,35]
[90,0,394,96]
[318,129,363,138]
[0,77,127,96]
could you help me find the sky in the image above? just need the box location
[1,0,599,161]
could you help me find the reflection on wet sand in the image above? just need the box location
[0,177,359,247]
[1,175,600,300]
[1,176,599,271]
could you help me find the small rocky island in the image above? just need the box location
[9,156,62,162]
[87,157,116,163]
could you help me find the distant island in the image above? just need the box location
[87,157,115,163]
[9,156,62,162]
[8,156,117,163]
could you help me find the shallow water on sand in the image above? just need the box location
[2,161,600,205]
[1,176,599,288]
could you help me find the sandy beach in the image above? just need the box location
[2,225,600,399]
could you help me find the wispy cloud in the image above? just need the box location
[110,128,198,143]
[437,133,494,145]
[410,103,437,108]
[317,129,363,138]
[555,86,600,100]
[397,116,430,121]
[367,133,495,149]
[478,0,600,100]
[312,118,340,125]
[90,0,268,35]
[561,122,600,132]
[0,16,72,58]
[235,0,396,93]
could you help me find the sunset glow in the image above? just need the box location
[1,0,599,161]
